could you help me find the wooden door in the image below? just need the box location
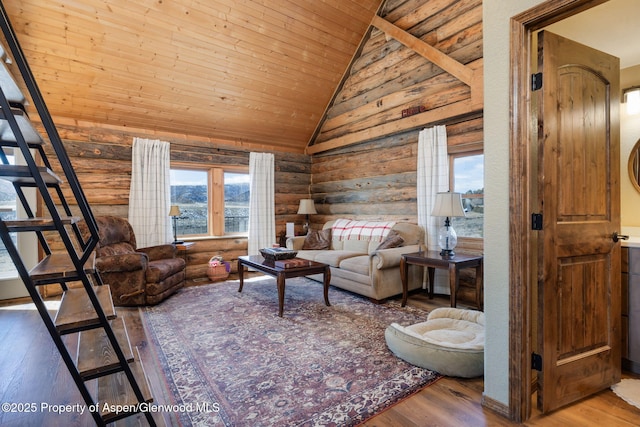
[536,30,621,413]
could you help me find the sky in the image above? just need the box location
[454,154,484,194]
[170,169,249,186]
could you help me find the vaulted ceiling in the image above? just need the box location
[2,0,384,153]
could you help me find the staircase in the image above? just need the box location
[0,3,156,426]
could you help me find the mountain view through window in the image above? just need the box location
[170,169,249,236]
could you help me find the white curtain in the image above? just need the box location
[128,138,172,248]
[248,152,275,255]
[417,125,450,293]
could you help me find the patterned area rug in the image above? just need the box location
[142,277,441,426]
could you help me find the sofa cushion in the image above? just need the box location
[98,242,136,257]
[295,250,326,262]
[314,250,364,267]
[376,230,405,250]
[146,258,186,283]
[339,255,369,276]
[343,239,370,253]
[390,222,423,246]
[302,228,331,250]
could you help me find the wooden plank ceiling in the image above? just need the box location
[3,0,383,152]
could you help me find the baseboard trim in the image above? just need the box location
[481,393,510,419]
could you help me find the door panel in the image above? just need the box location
[556,66,609,220]
[537,30,620,413]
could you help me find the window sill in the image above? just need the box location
[180,234,248,242]
[456,237,484,254]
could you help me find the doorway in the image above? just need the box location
[508,0,630,422]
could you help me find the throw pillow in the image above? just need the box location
[302,228,331,250]
[376,230,404,250]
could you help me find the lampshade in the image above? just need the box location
[431,192,465,258]
[431,192,465,218]
[169,205,181,217]
[297,199,317,215]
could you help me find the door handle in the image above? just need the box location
[612,232,629,242]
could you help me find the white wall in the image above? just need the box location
[621,65,640,227]
[483,0,547,408]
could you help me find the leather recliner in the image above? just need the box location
[80,216,185,305]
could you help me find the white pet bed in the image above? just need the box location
[385,307,485,378]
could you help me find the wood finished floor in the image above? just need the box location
[1,281,640,426]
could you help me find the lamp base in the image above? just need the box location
[173,240,184,245]
[438,219,457,259]
[440,249,455,258]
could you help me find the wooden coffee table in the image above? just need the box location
[237,255,331,317]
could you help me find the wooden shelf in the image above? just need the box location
[4,216,81,232]
[0,164,62,184]
[30,252,96,282]
[98,348,153,424]
[0,46,26,103]
[0,107,45,144]
[54,286,116,333]
[77,316,134,379]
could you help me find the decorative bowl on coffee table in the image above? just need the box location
[259,247,298,262]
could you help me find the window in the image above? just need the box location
[170,169,209,235]
[170,166,249,238]
[223,172,250,233]
[450,153,484,238]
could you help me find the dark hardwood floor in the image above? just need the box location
[1,283,640,426]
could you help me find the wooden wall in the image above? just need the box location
[307,0,484,301]
[308,0,483,230]
[308,0,483,154]
[42,122,311,281]
[309,117,483,228]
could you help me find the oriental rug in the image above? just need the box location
[141,277,441,426]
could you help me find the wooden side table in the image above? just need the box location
[175,242,194,280]
[175,242,194,259]
[400,250,483,310]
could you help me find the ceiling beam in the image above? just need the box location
[371,15,474,86]
[306,98,479,155]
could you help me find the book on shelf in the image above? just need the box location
[275,258,312,269]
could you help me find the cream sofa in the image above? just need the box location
[286,220,424,302]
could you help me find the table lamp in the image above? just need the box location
[169,205,183,244]
[431,192,466,258]
[297,199,317,234]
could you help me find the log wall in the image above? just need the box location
[308,0,483,154]
[309,116,483,229]
[308,0,483,235]
[307,0,484,301]
[41,122,311,282]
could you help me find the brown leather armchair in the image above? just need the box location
[80,216,185,306]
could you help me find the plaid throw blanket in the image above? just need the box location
[332,219,396,242]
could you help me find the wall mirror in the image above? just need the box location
[630,138,640,193]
